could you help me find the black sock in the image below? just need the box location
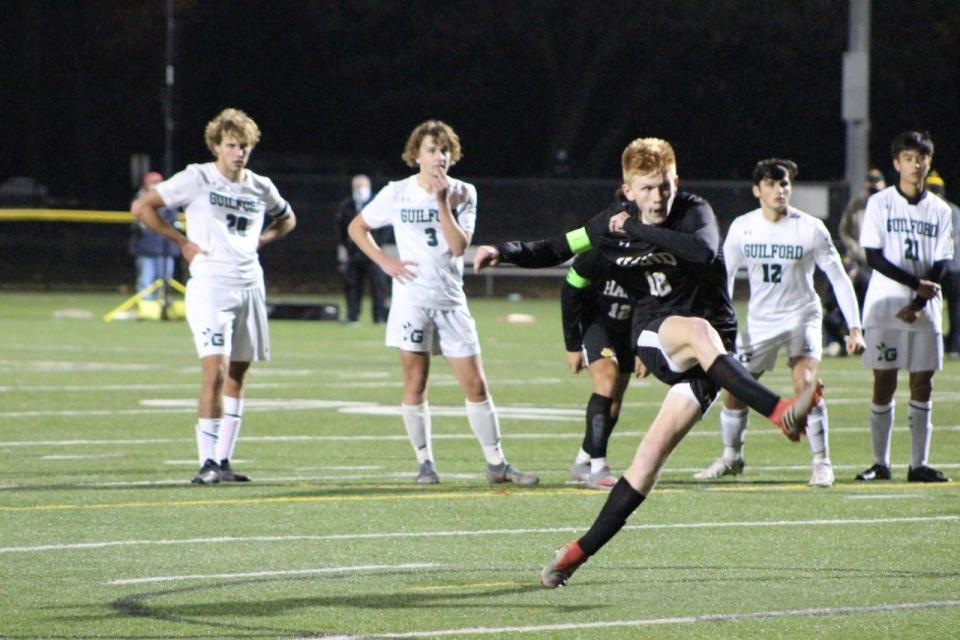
[705,354,779,416]
[582,393,613,457]
[578,477,645,556]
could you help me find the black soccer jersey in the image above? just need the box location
[560,250,633,352]
[497,192,737,337]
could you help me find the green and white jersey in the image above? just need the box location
[155,162,289,288]
[724,206,860,337]
[860,186,953,332]
[361,175,477,308]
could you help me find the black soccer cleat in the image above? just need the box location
[907,465,950,483]
[218,459,251,482]
[855,463,891,481]
[191,458,221,485]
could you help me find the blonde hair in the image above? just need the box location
[204,108,261,155]
[401,120,462,168]
[621,138,677,181]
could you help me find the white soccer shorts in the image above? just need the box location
[385,301,481,357]
[735,321,822,374]
[862,327,942,371]
[185,280,270,361]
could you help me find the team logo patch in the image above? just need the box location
[601,347,614,358]
[875,342,897,362]
[402,322,424,344]
[202,328,225,348]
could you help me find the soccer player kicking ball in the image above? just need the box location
[348,120,537,487]
[694,158,864,488]
[132,108,296,484]
[474,138,822,587]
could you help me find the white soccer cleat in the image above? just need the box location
[809,459,835,487]
[693,457,744,480]
[570,461,591,482]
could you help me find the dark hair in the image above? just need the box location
[752,158,798,185]
[890,131,934,158]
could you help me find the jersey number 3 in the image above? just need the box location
[424,228,439,246]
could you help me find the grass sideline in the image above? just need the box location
[1,291,958,639]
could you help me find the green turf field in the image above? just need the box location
[1,291,957,639]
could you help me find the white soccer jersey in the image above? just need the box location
[361,175,477,308]
[860,186,954,332]
[724,207,860,337]
[155,163,290,288]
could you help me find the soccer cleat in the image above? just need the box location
[540,541,587,588]
[416,460,439,484]
[218,459,251,482]
[907,465,950,483]
[809,459,835,487]
[693,457,745,480]
[191,459,221,485]
[570,461,591,483]
[487,461,539,486]
[769,379,824,441]
[855,463,891,481]
[585,467,618,491]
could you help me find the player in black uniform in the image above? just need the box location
[563,249,635,490]
[473,138,822,588]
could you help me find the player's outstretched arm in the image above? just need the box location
[473,245,500,272]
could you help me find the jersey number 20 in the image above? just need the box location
[226,213,251,236]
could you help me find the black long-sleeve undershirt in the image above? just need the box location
[620,216,717,264]
[866,248,949,309]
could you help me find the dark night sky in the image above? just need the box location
[2,0,958,209]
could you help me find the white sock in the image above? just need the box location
[720,407,748,463]
[465,398,504,465]
[216,396,243,462]
[908,400,932,468]
[575,448,591,465]
[196,418,220,464]
[590,457,608,473]
[869,401,894,466]
[806,398,829,462]
[401,402,433,464]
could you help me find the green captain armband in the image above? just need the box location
[565,227,592,254]
[565,267,590,289]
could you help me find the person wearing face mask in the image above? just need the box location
[334,174,391,323]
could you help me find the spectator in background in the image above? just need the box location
[925,171,960,357]
[334,174,391,323]
[823,168,885,355]
[130,171,181,300]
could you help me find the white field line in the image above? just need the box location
[3,425,960,448]
[4,514,957,555]
[106,561,438,585]
[318,600,960,639]
[0,396,932,417]
[40,453,123,460]
[3,463,958,490]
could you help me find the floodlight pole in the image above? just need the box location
[162,0,175,178]
[161,0,176,318]
[843,0,871,190]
